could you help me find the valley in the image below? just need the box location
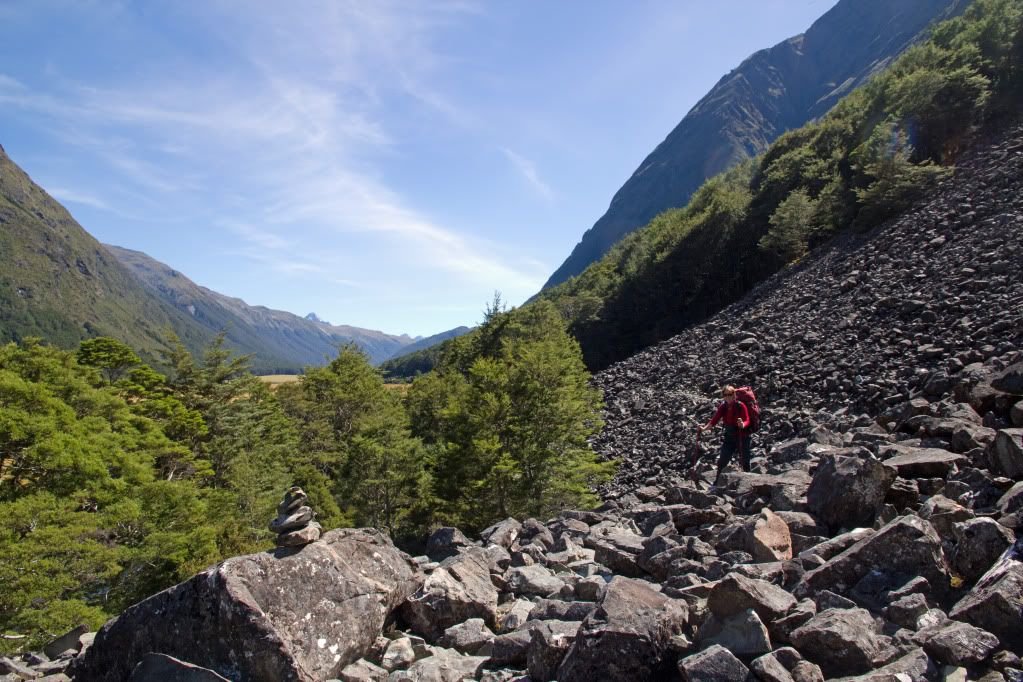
[1,1,1022,681]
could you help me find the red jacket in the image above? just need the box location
[709,400,749,428]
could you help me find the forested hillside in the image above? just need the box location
[541,0,1023,370]
[0,147,213,365]
[0,298,610,650]
[543,0,965,289]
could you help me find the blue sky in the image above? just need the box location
[1,0,837,337]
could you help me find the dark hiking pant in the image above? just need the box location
[716,426,751,477]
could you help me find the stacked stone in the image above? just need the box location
[270,486,321,547]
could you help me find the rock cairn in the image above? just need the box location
[271,486,321,547]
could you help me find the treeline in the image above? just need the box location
[538,0,1023,370]
[0,299,610,651]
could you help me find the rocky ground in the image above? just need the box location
[3,130,1023,682]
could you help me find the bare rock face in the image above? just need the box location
[806,455,896,531]
[71,529,416,682]
[556,577,688,681]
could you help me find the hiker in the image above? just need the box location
[697,384,751,484]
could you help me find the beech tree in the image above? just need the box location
[408,301,612,532]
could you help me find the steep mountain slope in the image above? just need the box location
[0,144,213,363]
[107,245,414,370]
[540,0,1020,372]
[592,123,1023,493]
[543,0,966,290]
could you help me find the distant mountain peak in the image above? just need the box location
[305,312,326,324]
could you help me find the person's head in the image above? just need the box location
[722,385,737,402]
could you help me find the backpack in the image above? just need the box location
[734,386,761,432]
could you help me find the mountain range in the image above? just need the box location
[0,143,432,372]
[106,245,418,370]
[541,0,967,290]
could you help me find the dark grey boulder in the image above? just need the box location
[799,528,874,562]
[826,647,937,682]
[485,629,531,667]
[708,572,797,623]
[678,644,749,682]
[991,362,1023,395]
[880,445,967,478]
[949,538,1023,650]
[437,618,495,655]
[480,518,522,549]
[129,654,230,681]
[557,576,688,682]
[914,620,1000,666]
[769,599,817,646]
[952,517,1014,583]
[990,429,1023,478]
[401,547,499,641]
[697,607,772,658]
[887,592,930,630]
[72,529,416,682]
[425,527,476,560]
[807,455,896,531]
[789,607,898,677]
[337,658,388,682]
[794,516,948,600]
[43,624,89,659]
[919,495,973,539]
[999,481,1023,515]
[751,647,822,682]
[526,620,580,682]
[587,528,646,577]
[528,599,595,622]
[390,648,486,682]
[504,564,565,597]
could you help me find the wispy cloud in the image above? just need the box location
[221,221,292,251]
[2,0,547,323]
[500,146,554,199]
[47,187,109,210]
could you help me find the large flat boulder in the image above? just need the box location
[794,516,948,600]
[557,577,688,681]
[72,529,417,682]
[880,445,966,478]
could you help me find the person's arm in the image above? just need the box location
[699,403,724,432]
[737,401,749,429]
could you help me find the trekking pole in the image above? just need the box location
[688,418,703,483]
